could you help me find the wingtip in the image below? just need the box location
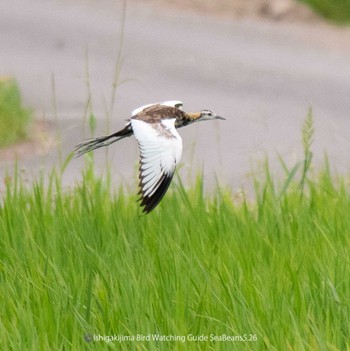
[138,173,174,214]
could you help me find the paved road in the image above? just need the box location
[1,0,350,192]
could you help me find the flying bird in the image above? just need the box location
[75,101,224,214]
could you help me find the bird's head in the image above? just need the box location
[187,110,225,123]
[199,109,225,121]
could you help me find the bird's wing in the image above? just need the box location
[132,100,183,116]
[131,118,183,213]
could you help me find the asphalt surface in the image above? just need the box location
[1,0,350,192]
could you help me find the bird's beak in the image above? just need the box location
[195,113,225,122]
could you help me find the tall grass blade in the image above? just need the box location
[300,107,314,193]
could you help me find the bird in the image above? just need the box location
[75,100,225,214]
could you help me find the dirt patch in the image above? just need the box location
[0,120,56,162]
[134,0,319,23]
[136,0,320,22]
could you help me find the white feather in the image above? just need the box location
[131,119,182,197]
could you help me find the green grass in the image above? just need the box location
[1,139,350,350]
[299,0,350,24]
[0,77,32,147]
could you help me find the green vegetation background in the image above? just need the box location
[0,78,31,147]
[1,113,349,350]
[301,0,350,24]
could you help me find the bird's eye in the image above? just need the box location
[204,110,212,116]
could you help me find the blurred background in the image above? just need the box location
[1,0,350,192]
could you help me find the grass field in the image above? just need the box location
[0,114,349,350]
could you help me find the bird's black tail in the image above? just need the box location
[75,123,133,157]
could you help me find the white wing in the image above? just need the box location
[131,118,182,213]
[131,100,183,116]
